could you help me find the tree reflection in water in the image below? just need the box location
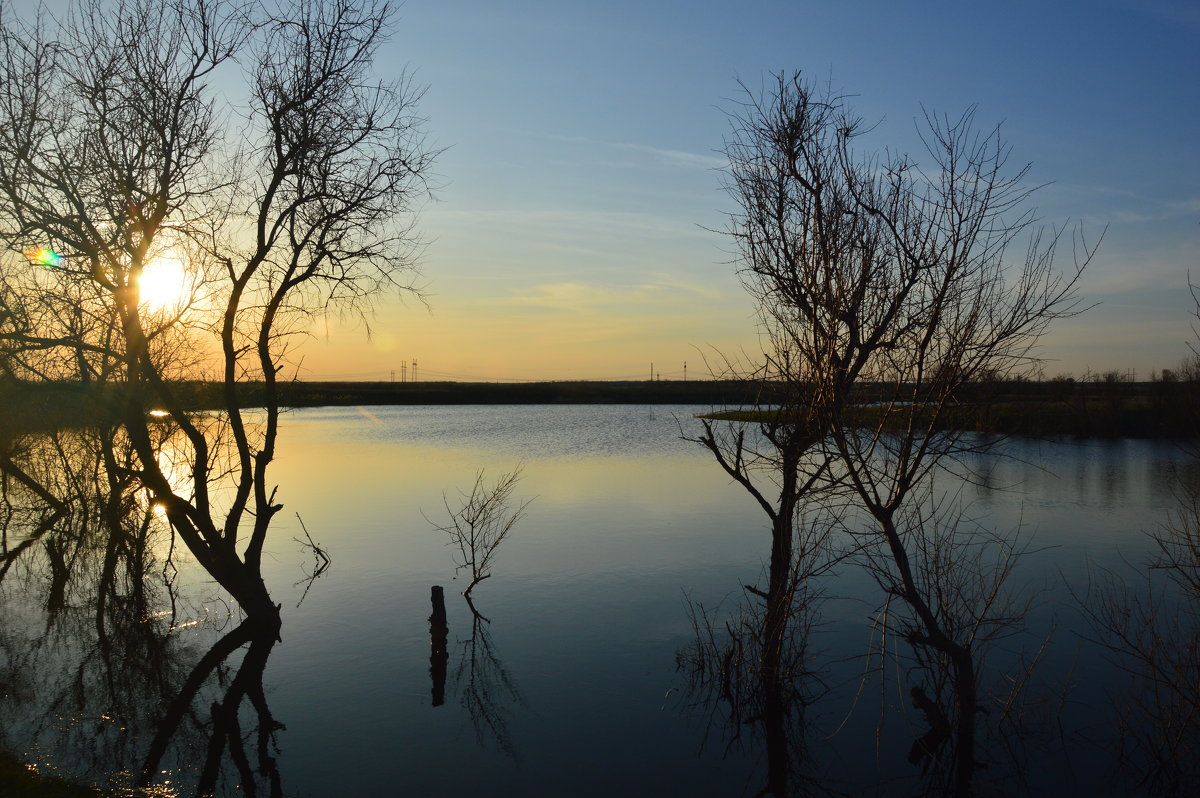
[678,555,827,797]
[452,605,524,762]
[682,415,1054,796]
[428,585,524,760]
[680,414,839,797]
[140,617,282,797]
[0,424,287,797]
[428,587,525,759]
[1085,460,1200,794]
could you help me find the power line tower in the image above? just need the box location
[412,359,418,382]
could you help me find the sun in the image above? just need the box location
[138,256,194,313]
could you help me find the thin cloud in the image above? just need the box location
[1168,196,1200,216]
[1080,240,1200,296]
[506,279,729,313]
[424,206,716,239]
[608,141,726,170]
[1045,183,1200,227]
[531,131,725,170]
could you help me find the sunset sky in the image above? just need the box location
[298,0,1198,382]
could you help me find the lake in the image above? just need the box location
[1,404,1196,796]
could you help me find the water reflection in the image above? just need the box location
[452,607,524,761]
[140,616,283,797]
[1085,460,1200,794]
[684,415,1061,796]
[859,491,1053,796]
[682,416,837,796]
[678,576,824,797]
[4,404,1196,795]
[0,423,288,796]
[426,583,524,761]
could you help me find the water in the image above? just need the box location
[1,405,1195,796]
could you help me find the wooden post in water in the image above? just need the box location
[429,585,448,706]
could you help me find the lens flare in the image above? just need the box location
[24,246,62,268]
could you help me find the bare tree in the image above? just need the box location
[0,0,434,624]
[717,72,1097,795]
[693,416,838,606]
[1079,282,1200,795]
[430,466,533,604]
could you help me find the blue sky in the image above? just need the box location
[52,0,1200,381]
[302,0,1198,381]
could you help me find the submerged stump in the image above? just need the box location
[429,586,449,706]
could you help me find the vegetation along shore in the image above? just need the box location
[3,375,1196,439]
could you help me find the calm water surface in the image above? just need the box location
[1,405,1193,796]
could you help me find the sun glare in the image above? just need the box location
[138,256,193,313]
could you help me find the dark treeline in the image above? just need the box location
[264,378,756,407]
[0,377,753,421]
[714,376,1200,438]
[4,375,1199,438]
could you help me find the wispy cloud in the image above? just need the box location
[1043,183,1200,227]
[424,206,715,240]
[1080,238,1200,296]
[607,141,726,170]
[506,279,727,314]
[529,131,725,170]
[1168,196,1200,216]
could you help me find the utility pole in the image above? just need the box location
[683,361,687,382]
[390,369,395,383]
[650,362,654,382]
[413,358,418,382]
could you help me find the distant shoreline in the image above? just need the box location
[0,379,758,437]
[2,378,1197,439]
[267,379,757,407]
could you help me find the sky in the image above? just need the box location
[172,1,1200,380]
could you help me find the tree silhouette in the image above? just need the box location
[430,466,533,603]
[0,0,434,621]
[713,71,1097,795]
